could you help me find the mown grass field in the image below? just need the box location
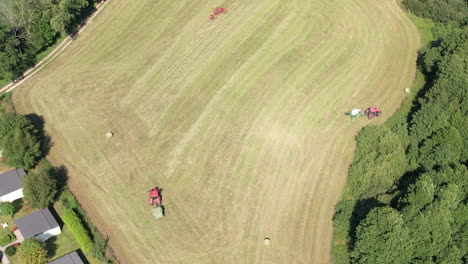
[13,0,419,263]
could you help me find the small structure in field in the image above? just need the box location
[264,238,271,246]
[404,87,410,94]
[105,132,114,138]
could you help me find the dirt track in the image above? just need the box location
[13,0,419,263]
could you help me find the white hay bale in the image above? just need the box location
[264,238,271,246]
[106,132,114,138]
[404,88,410,94]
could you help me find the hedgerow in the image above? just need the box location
[62,209,94,252]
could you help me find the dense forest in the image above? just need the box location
[0,0,102,81]
[332,1,467,264]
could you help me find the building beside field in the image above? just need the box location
[48,251,84,264]
[0,168,26,202]
[14,208,61,242]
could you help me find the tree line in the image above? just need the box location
[0,0,101,81]
[332,8,467,264]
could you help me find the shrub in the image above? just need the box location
[5,245,16,256]
[62,209,93,252]
[0,202,14,217]
[0,233,12,247]
[18,239,48,264]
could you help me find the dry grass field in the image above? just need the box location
[13,0,419,263]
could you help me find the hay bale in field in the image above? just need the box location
[264,238,270,246]
[106,132,114,138]
[404,87,410,94]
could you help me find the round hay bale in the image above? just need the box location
[105,132,114,138]
[404,87,410,94]
[264,238,271,246]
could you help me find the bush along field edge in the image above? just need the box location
[331,1,467,264]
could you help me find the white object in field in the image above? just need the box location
[404,88,410,94]
[0,149,2,157]
[2,223,8,228]
[350,109,361,116]
[264,238,271,246]
[106,132,114,138]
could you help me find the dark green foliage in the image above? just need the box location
[23,163,57,209]
[0,112,42,169]
[18,238,48,264]
[62,209,94,252]
[0,233,13,246]
[402,0,468,23]
[347,126,407,199]
[0,0,96,81]
[5,245,16,256]
[1,127,41,169]
[0,23,32,80]
[351,207,413,264]
[0,202,14,217]
[332,200,356,264]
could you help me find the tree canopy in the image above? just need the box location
[0,112,41,169]
[18,238,48,264]
[23,161,57,208]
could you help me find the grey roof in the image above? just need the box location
[14,208,59,239]
[48,251,84,264]
[0,168,26,196]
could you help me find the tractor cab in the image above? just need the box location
[148,187,165,219]
[364,107,382,119]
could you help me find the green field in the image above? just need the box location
[13,0,419,263]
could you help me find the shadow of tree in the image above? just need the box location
[45,236,58,258]
[51,166,69,197]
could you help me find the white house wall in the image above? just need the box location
[0,188,23,202]
[34,226,62,242]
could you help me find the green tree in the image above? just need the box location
[348,126,408,199]
[23,166,57,209]
[2,127,41,169]
[399,175,435,218]
[0,202,14,217]
[351,207,413,264]
[18,238,48,264]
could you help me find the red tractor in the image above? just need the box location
[210,6,226,20]
[148,187,161,206]
[364,106,382,119]
[148,187,164,219]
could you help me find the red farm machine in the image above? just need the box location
[149,187,164,219]
[210,6,227,20]
[364,106,382,119]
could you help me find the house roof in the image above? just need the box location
[0,168,26,196]
[14,208,60,239]
[48,251,84,264]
